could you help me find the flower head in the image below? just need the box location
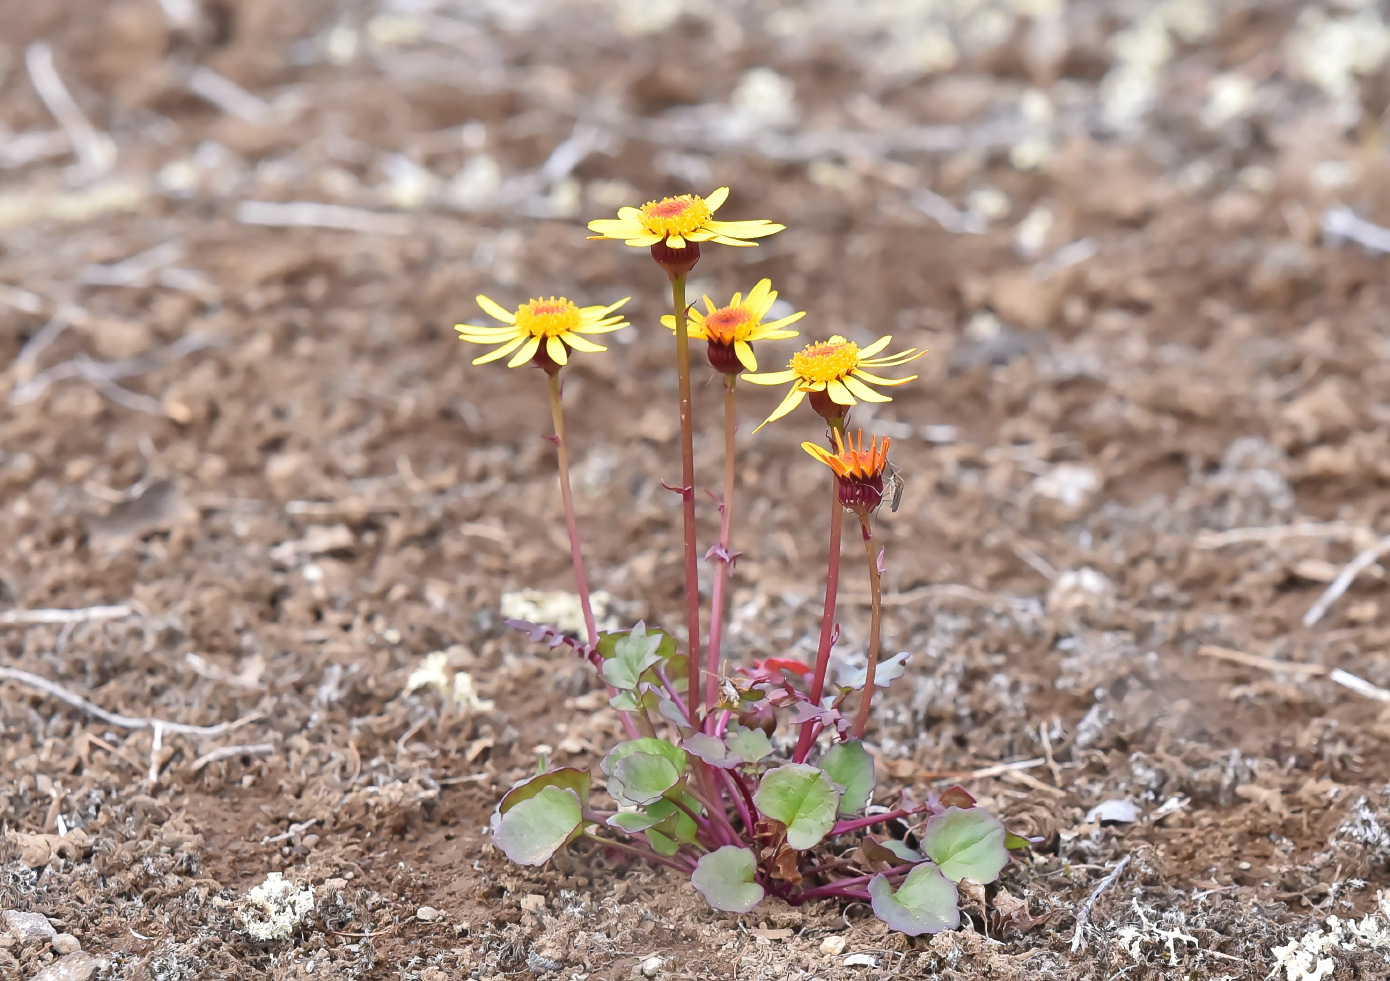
[659,279,804,373]
[456,294,629,374]
[588,187,784,276]
[742,335,926,431]
[803,429,891,515]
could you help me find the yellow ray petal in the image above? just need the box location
[563,333,606,353]
[666,234,686,248]
[686,229,716,241]
[705,186,729,212]
[471,336,528,364]
[476,295,517,324]
[660,314,677,330]
[573,321,629,334]
[546,335,568,366]
[826,379,857,406]
[860,350,923,368]
[851,369,917,387]
[506,335,541,368]
[753,327,801,341]
[741,368,798,386]
[625,234,666,247]
[752,387,806,434]
[857,335,892,358]
[710,234,759,247]
[758,311,805,333]
[801,441,835,466]
[617,207,641,219]
[746,279,772,310]
[843,375,893,403]
[456,324,519,338]
[735,340,758,372]
[704,219,785,238]
[588,218,648,237]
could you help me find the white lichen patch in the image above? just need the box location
[405,651,496,712]
[1116,900,1199,966]
[240,872,315,941]
[1268,891,1390,981]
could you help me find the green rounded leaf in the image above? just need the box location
[691,846,764,914]
[611,752,681,805]
[868,863,959,936]
[602,623,666,690]
[817,739,875,816]
[497,767,591,816]
[607,810,661,833]
[920,806,1009,884]
[490,785,582,866]
[753,764,841,850]
[601,739,687,808]
[725,725,773,765]
[684,732,739,769]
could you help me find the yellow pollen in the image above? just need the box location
[639,194,712,238]
[702,306,754,344]
[791,336,859,383]
[515,297,581,337]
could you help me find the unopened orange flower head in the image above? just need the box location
[743,335,925,431]
[802,429,891,515]
[456,294,629,375]
[587,187,785,276]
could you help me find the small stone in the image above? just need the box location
[818,935,846,956]
[640,955,664,978]
[518,894,545,913]
[51,934,81,954]
[415,906,442,922]
[32,951,101,981]
[1,910,57,945]
[843,952,879,968]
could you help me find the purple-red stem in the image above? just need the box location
[793,473,845,763]
[664,791,721,849]
[548,374,639,740]
[718,768,755,833]
[590,834,694,874]
[830,805,918,837]
[852,519,882,739]
[685,771,740,844]
[668,272,704,723]
[790,861,919,903]
[653,664,691,724]
[704,375,738,715]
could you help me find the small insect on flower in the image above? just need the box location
[659,279,804,374]
[743,335,926,431]
[587,187,785,275]
[802,429,893,516]
[455,294,630,374]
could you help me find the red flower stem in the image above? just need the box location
[852,518,883,739]
[586,834,694,874]
[704,374,738,717]
[793,472,845,764]
[788,886,871,905]
[798,857,857,878]
[548,374,639,740]
[663,792,721,849]
[667,272,704,722]
[791,862,918,902]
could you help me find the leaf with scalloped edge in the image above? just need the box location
[490,785,582,866]
[817,739,875,815]
[920,807,1009,884]
[691,846,764,913]
[753,764,841,850]
[869,863,959,935]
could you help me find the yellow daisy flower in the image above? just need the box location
[802,428,891,515]
[455,294,629,372]
[587,187,784,250]
[658,279,804,374]
[743,335,926,432]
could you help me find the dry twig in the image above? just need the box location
[1303,534,1390,627]
[0,603,133,628]
[188,742,275,774]
[0,666,260,736]
[1195,645,1327,676]
[1070,854,1131,953]
[1195,521,1372,549]
[25,42,117,177]
[237,200,413,235]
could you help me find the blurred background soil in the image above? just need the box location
[2,1,1390,978]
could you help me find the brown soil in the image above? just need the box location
[3,2,1390,979]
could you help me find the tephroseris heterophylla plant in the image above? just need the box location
[454,189,1034,935]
